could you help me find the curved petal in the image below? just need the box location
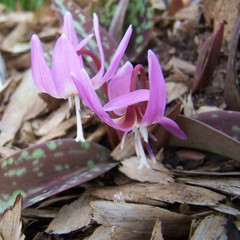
[158,116,187,139]
[76,34,93,52]
[63,12,79,48]
[51,34,82,98]
[30,34,60,98]
[72,69,136,132]
[104,89,150,112]
[91,13,105,89]
[94,24,133,89]
[141,50,167,125]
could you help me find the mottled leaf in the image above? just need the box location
[167,115,240,160]
[192,21,224,92]
[51,0,128,67]
[224,14,240,110]
[0,139,116,215]
[193,110,240,141]
[92,0,154,60]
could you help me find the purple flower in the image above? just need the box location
[30,12,132,142]
[72,50,187,168]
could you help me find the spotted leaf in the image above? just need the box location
[224,15,240,111]
[167,115,240,160]
[51,0,128,68]
[193,110,240,141]
[92,0,154,61]
[0,139,116,215]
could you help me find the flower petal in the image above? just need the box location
[107,61,133,115]
[51,34,82,98]
[141,50,166,125]
[104,89,150,112]
[158,116,187,139]
[63,12,79,48]
[108,61,133,100]
[30,34,60,98]
[93,24,133,89]
[72,69,136,132]
[90,13,105,88]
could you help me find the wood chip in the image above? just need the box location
[90,183,168,206]
[0,195,25,240]
[190,215,227,240]
[91,200,191,240]
[45,194,95,234]
[150,219,164,240]
[178,177,240,196]
[119,157,174,183]
[146,182,225,206]
[212,203,240,216]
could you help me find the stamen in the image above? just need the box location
[134,127,150,169]
[74,95,85,142]
[139,126,148,142]
[146,142,156,163]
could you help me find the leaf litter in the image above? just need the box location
[0,0,240,239]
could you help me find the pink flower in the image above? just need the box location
[31,12,132,142]
[72,50,187,168]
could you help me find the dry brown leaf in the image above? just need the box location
[87,226,148,240]
[46,194,96,234]
[0,195,25,240]
[203,0,240,50]
[119,157,174,184]
[34,102,69,136]
[90,200,191,240]
[146,182,225,206]
[150,219,164,240]
[178,177,240,196]
[35,117,76,144]
[1,22,30,54]
[0,70,46,146]
[90,183,168,206]
[166,82,188,103]
[190,215,227,240]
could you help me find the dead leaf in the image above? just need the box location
[0,70,46,146]
[0,195,25,240]
[46,194,95,234]
[119,157,174,184]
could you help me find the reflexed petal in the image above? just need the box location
[158,116,187,139]
[76,34,93,52]
[51,34,82,98]
[91,13,105,88]
[63,12,78,47]
[104,89,150,112]
[94,24,133,89]
[72,69,136,132]
[141,50,167,125]
[30,34,60,98]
